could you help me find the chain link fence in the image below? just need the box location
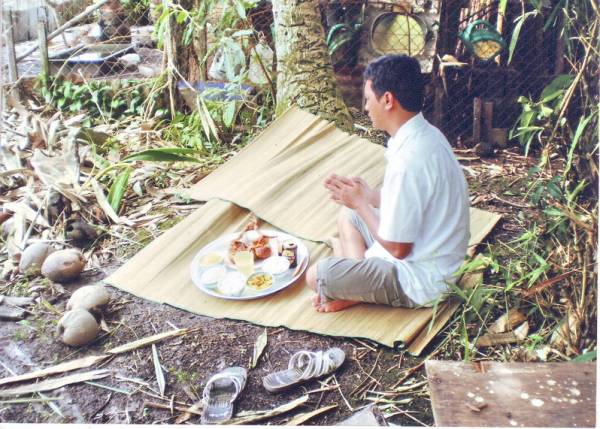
[2,0,565,149]
[317,0,565,148]
[1,0,160,82]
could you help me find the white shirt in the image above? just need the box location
[364,113,470,305]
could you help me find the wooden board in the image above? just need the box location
[426,360,596,427]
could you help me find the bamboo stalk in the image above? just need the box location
[37,18,50,85]
[5,10,18,82]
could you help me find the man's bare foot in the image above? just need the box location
[316,299,360,312]
[311,293,321,308]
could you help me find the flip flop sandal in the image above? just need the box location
[201,366,247,424]
[262,348,345,393]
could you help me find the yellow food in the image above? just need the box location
[200,252,223,267]
[246,273,273,291]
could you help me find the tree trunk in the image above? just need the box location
[271,0,352,129]
[173,0,207,83]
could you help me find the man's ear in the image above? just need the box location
[383,91,394,110]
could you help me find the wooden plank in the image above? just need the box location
[482,101,494,143]
[472,97,482,145]
[426,360,596,427]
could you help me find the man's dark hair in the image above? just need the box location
[364,55,424,112]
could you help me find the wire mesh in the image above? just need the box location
[1,0,565,149]
[2,0,159,80]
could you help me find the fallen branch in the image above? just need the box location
[106,327,198,354]
[0,355,109,386]
[226,395,309,425]
[286,404,337,425]
[475,322,529,347]
[0,396,61,405]
[491,193,532,209]
[0,369,111,397]
[0,295,34,306]
[143,401,203,416]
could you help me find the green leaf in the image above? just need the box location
[498,0,508,16]
[565,112,595,176]
[234,0,246,19]
[232,29,254,38]
[176,10,187,24]
[328,33,354,56]
[122,148,202,163]
[108,168,131,212]
[571,350,597,362]
[508,11,537,64]
[222,101,236,128]
[327,23,351,46]
[540,74,574,101]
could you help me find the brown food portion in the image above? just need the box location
[243,214,259,232]
[251,236,271,259]
[254,245,272,259]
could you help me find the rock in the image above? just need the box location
[337,405,387,426]
[138,64,160,78]
[57,309,100,346]
[67,285,111,314]
[0,305,27,321]
[119,53,142,70]
[132,25,155,47]
[41,249,86,283]
[19,243,55,276]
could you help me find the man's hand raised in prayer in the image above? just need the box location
[324,174,370,210]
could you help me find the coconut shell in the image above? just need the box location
[57,309,100,346]
[19,243,55,276]
[67,285,111,313]
[41,249,86,283]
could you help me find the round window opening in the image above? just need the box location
[371,13,427,56]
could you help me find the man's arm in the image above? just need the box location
[324,174,412,259]
[354,202,412,259]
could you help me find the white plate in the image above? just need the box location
[190,229,309,300]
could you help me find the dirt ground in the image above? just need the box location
[0,139,534,425]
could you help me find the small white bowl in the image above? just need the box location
[262,256,290,276]
[200,266,226,289]
[217,272,246,296]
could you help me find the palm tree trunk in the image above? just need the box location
[272,0,352,129]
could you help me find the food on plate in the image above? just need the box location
[201,266,227,286]
[218,272,246,296]
[262,256,290,276]
[246,272,274,291]
[230,233,271,262]
[254,244,272,259]
[233,250,254,277]
[199,252,223,267]
[251,236,271,260]
[243,229,261,244]
[281,240,298,268]
[228,240,249,263]
[243,214,259,232]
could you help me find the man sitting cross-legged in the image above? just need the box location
[305,54,470,313]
